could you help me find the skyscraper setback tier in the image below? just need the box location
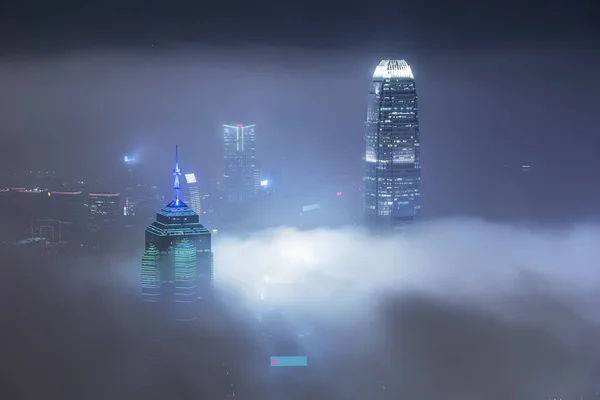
[222,124,260,202]
[364,59,421,228]
[141,146,213,321]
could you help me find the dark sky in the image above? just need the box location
[1,0,598,52]
[0,0,599,221]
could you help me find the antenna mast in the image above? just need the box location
[172,145,182,205]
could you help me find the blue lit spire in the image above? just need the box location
[173,145,182,205]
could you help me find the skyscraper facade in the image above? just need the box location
[364,60,421,228]
[222,124,260,202]
[141,146,213,321]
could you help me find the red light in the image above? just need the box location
[271,358,279,365]
[237,124,243,128]
[336,191,342,196]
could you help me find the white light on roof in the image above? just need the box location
[373,60,414,80]
[185,173,197,184]
[222,124,256,129]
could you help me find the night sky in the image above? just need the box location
[1,0,598,52]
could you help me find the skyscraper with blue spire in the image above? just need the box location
[141,145,213,321]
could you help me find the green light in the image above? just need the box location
[175,238,196,280]
[142,245,160,286]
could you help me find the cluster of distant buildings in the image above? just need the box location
[0,186,119,224]
[124,124,270,222]
[0,59,423,399]
[0,172,125,243]
[0,58,423,320]
[138,59,423,321]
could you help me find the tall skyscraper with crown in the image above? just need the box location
[141,145,213,321]
[365,60,421,229]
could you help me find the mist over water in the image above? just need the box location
[2,218,600,398]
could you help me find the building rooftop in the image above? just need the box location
[51,191,82,195]
[147,200,211,237]
[88,193,120,197]
[157,199,199,218]
[18,189,46,194]
[372,59,414,80]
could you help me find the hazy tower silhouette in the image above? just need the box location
[222,124,260,202]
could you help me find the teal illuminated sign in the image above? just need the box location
[270,356,307,367]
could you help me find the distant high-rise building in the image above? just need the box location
[141,146,213,321]
[184,173,202,215]
[0,188,9,215]
[49,191,85,222]
[14,188,47,220]
[299,203,322,230]
[122,154,155,217]
[364,60,421,228]
[222,124,260,202]
[124,155,138,216]
[87,192,121,224]
[26,170,62,191]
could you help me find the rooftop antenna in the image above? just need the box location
[172,145,182,205]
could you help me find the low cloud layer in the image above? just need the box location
[216,218,600,397]
[218,218,600,313]
[2,218,600,399]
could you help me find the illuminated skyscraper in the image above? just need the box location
[124,155,139,216]
[123,154,162,218]
[222,124,260,202]
[141,146,213,321]
[364,60,421,228]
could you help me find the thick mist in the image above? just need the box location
[218,219,600,311]
[2,218,600,399]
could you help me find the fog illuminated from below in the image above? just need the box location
[216,219,600,316]
[209,219,600,397]
[3,218,600,398]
